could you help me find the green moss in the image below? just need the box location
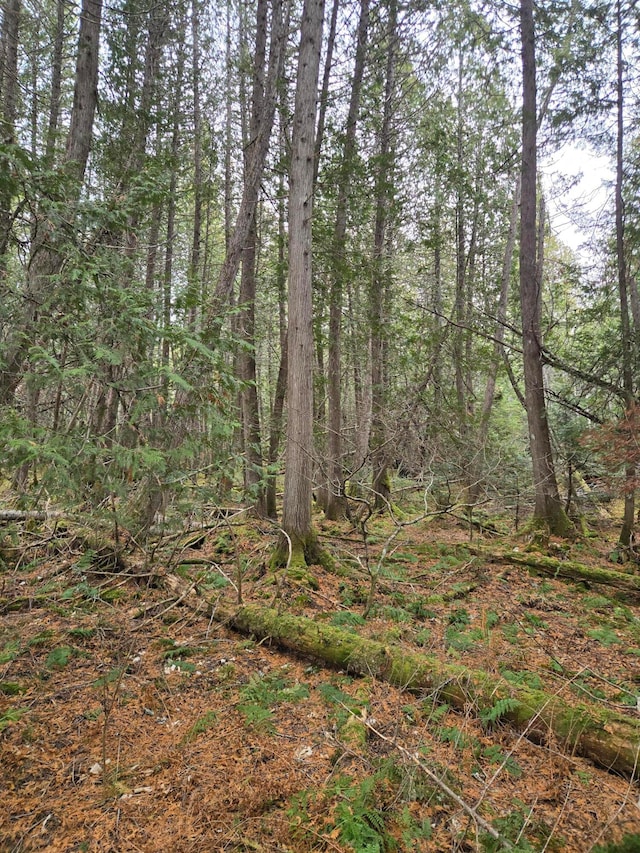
[223,602,640,779]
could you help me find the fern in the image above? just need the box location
[480,696,520,728]
[238,703,275,733]
[325,774,397,852]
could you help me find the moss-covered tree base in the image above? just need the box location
[269,528,336,588]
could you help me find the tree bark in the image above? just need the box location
[203,0,288,339]
[0,0,21,263]
[45,0,65,163]
[325,0,370,521]
[238,0,271,515]
[470,546,640,597]
[518,0,570,536]
[479,180,520,448]
[265,153,289,520]
[187,0,204,329]
[278,0,325,564]
[615,0,636,550]
[0,0,102,407]
[370,0,397,511]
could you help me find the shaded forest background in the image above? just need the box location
[1,0,639,551]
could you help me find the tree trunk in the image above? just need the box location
[0,0,102,407]
[325,0,370,521]
[187,0,204,329]
[518,0,570,536]
[0,0,21,263]
[203,0,288,339]
[278,0,325,565]
[45,0,65,163]
[478,547,640,597]
[237,0,271,514]
[370,0,397,511]
[479,180,519,448]
[615,0,636,550]
[265,158,289,520]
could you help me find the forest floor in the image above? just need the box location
[1,492,640,853]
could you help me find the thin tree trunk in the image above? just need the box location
[203,0,288,338]
[479,180,520,447]
[454,52,467,434]
[188,0,204,329]
[237,0,271,514]
[325,0,369,520]
[615,0,636,550]
[370,0,397,510]
[0,0,102,407]
[45,0,65,163]
[224,0,234,254]
[265,156,289,519]
[0,0,21,263]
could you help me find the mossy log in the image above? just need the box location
[163,574,640,780]
[478,548,640,596]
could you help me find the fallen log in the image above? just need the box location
[0,510,64,521]
[477,548,640,596]
[163,574,640,780]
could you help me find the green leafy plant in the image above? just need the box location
[45,645,76,670]
[445,626,483,652]
[238,671,309,733]
[592,834,640,852]
[0,681,24,695]
[588,627,621,647]
[160,641,201,660]
[330,611,366,628]
[327,775,391,853]
[398,805,432,849]
[433,725,471,750]
[184,711,218,742]
[448,607,471,627]
[239,703,275,733]
[479,697,520,729]
[0,708,25,733]
[414,628,432,647]
[501,669,544,690]
[0,639,21,664]
[380,605,412,623]
[60,581,101,602]
[407,598,437,619]
[479,744,523,778]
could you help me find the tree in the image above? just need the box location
[324,0,370,520]
[0,0,21,263]
[278,0,325,566]
[614,0,636,550]
[369,0,398,511]
[518,0,571,536]
[0,0,103,407]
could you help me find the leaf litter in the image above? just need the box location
[1,511,639,852]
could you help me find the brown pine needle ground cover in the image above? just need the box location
[1,505,640,852]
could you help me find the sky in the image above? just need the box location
[542,143,615,265]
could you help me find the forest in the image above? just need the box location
[1,0,640,850]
